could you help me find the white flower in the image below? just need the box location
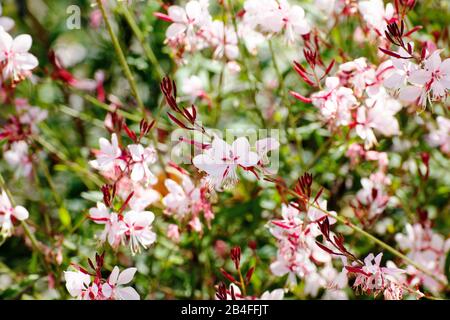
[181,75,205,100]
[0,190,29,237]
[383,45,418,91]
[396,50,450,107]
[0,29,38,81]
[3,140,32,177]
[89,203,127,248]
[165,1,209,40]
[243,0,310,44]
[355,89,402,149]
[90,134,125,172]
[311,77,357,126]
[426,116,450,154]
[102,267,140,300]
[162,176,199,218]
[128,144,157,183]
[64,270,91,299]
[123,210,156,254]
[395,223,450,294]
[205,21,239,60]
[193,136,259,189]
[359,0,394,34]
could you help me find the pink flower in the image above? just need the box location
[311,77,357,126]
[64,269,91,299]
[0,189,29,237]
[165,1,209,41]
[88,202,126,248]
[89,134,125,172]
[103,267,140,300]
[243,0,310,44]
[350,253,405,297]
[193,136,259,189]
[127,144,157,183]
[167,224,180,243]
[395,223,450,294]
[426,116,450,155]
[397,50,450,107]
[123,210,156,254]
[0,29,38,82]
[3,140,32,178]
[358,0,395,34]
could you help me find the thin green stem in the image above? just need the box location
[119,4,165,79]
[34,135,104,187]
[82,94,142,122]
[268,39,289,106]
[96,0,147,119]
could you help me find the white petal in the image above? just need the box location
[168,6,187,23]
[108,266,120,285]
[166,23,186,38]
[398,86,421,102]
[12,34,32,52]
[117,287,140,300]
[117,267,137,285]
[131,164,145,181]
[13,206,29,220]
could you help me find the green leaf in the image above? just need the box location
[58,207,72,229]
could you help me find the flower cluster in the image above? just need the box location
[64,253,140,300]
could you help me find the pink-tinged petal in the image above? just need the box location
[232,137,250,157]
[0,29,13,52]
[270,260,289,276]
[139,229,156,246]
[12,34,32,52]
[409,70,430,85]
[185,1,202,21]
[166,23,186,38]
[117,287,140,300]
[193,154,227,178]
[108,266,120,286]
[168,6,187,23]
[255,138,280,156]
[440,58,450,74]
[398,86,421,102]
[13,206,29,220]
[385,3,394,19]
[211,137,232,160]
[383,72,404,89]
[431,82,446,98]
[131,163,145,181]
[16,53,38,70]
[128,144,144,161]
[424,50,442,71]
[374,253,383,266]
[117,267,137,285]
[0,17,14,31]
[102,283,112,298]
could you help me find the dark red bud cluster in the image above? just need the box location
[230,246,241,270]
[215,282,228,300]
[101,184,116,207]
[161,76,200,131]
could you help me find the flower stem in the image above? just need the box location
[119,4,165,79]
[96,0,147,119]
